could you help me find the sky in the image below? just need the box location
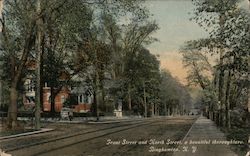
[144,0,249,84]
[143,0,209,84]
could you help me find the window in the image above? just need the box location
[61,95,66,104]
[27,79,35,92]
[88,96,92,104]
[79,94,84,103]
[84,95,88,103]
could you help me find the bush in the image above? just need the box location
[17,111,33,117]
[73,112,92,117]
[41,112,60,118]
[227,127,250,154]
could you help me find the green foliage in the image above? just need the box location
[227,127,250,154]
[159,70,192,115]
[1,0,36,85]
[180,40,213,89]
[0,0,192,118]
[188,0,249,131]
[63,94,78,107]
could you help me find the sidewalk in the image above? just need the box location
[17,115,143,124]
[0,128,54,140]
[173,116,238,156]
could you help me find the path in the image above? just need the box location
[173,116,238,156]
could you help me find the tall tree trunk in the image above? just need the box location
[154,102,157,116]
[7,51,18,129]
[94,49,101,121]
[35,0,42,130]
[192,62,207,90]
[164,102,167,116]
[40,35,45,111]
[167,107,170,116]
[50,87,56,114]
[128,84,132,110]
[151,102,154,117]
[218,57,225,127]
[143,80,147,117]
[218,13,226,127]
[7,86,18,129]
[100,87,105,111]
[3,1,35,130]
[95,75,101,121]
[248,92,250,113]
[0,0,4,112]
[225,70,232,129]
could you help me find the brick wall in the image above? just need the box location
[43,86,69,112]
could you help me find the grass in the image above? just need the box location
[0,119,36,137]
[223,127,250,156]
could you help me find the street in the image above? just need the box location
[1,117,196,156]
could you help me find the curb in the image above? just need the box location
[88,120,123,124]
[0,128,54,140]
[87,118,144,124]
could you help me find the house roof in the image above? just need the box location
[71,85,93,95]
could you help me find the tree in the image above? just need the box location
[180,40,213,90]
[1,1,37,129]
[123,48,161,116]
[180,40,217,119]
[41,0,93,114]
[0,0,160,128]
[80,3,159,115]
[189,0,250,129]
[35,0,42,130]
[159,70,191,116]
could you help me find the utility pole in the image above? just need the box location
[35,0,42,130]
[94,43,100,121]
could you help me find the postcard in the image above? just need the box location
[0,0,249,156]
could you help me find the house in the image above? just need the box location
[23,59,71,112]
[23,76,35,109]
[23,77,71,112]
[71,85,94,113]
[23,59,36,109]
[22,57,95,113]
[43,84,70,112]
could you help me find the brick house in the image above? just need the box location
[23,79,94,113]
[23,75,71,113]
[71,85,93,113]
[23,58,94,113]
[42,84,70,112]
[23,59,71,112]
